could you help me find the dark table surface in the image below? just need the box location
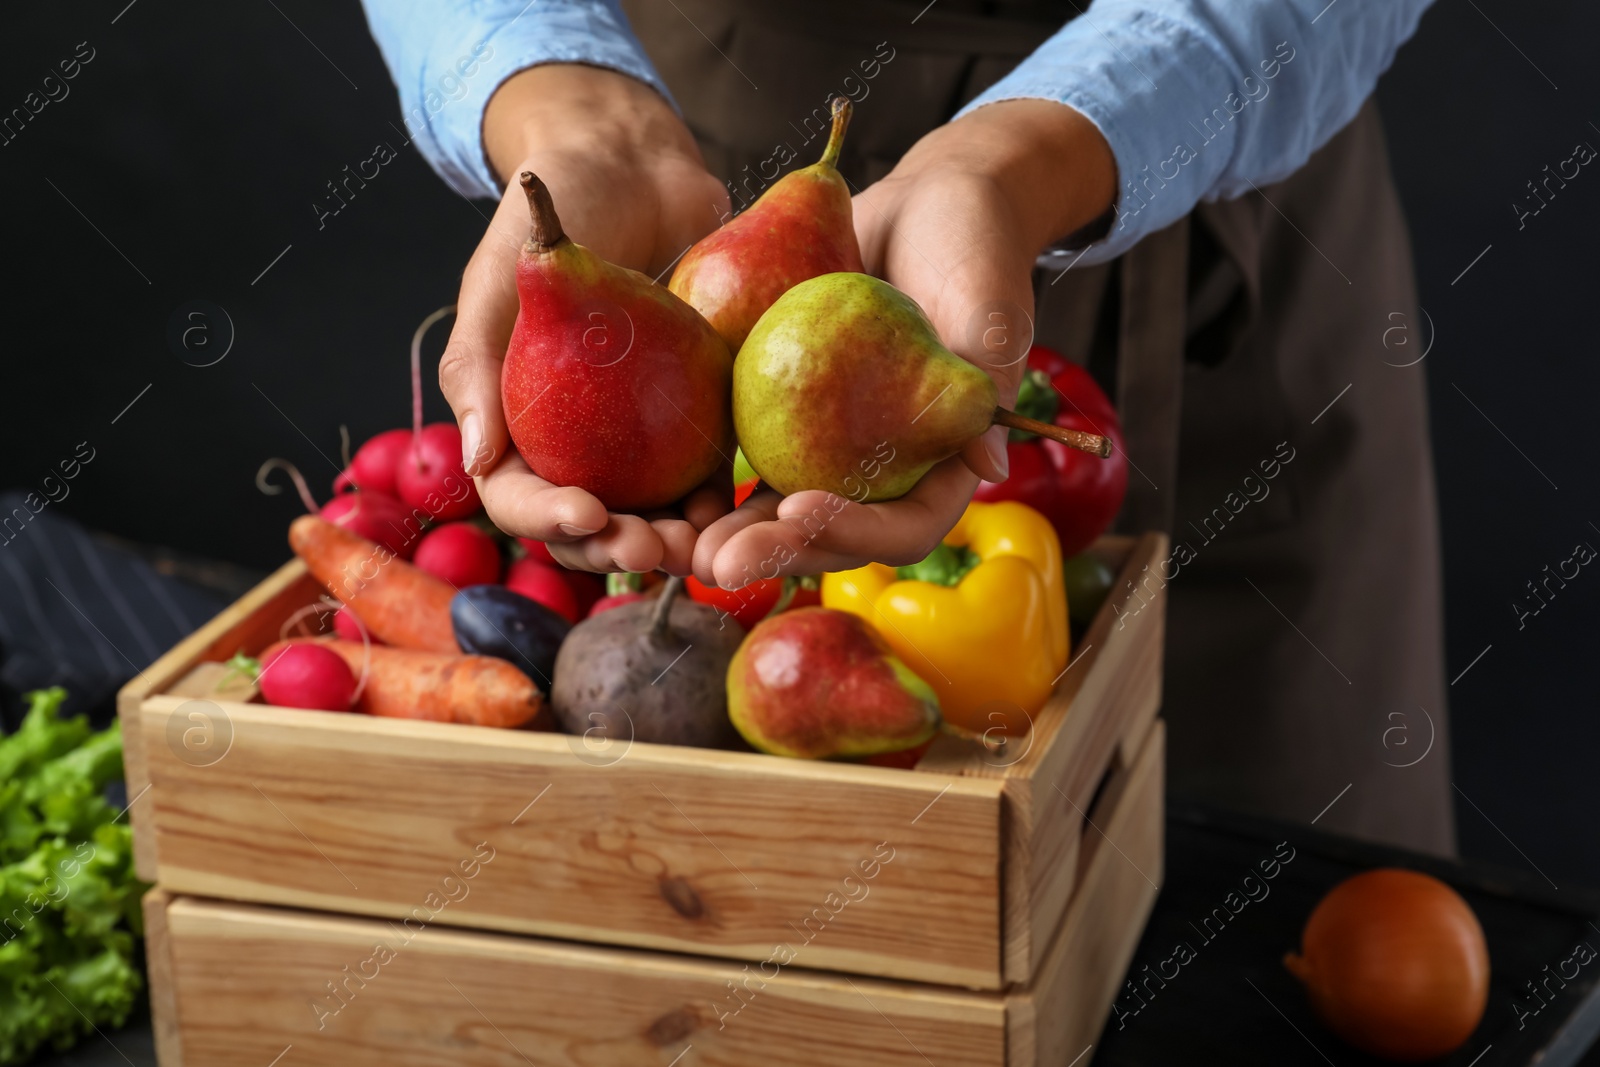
[31,804,1600,1067]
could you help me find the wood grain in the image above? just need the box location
[140,887,184,1067]
[1011,719,1165,1066]
[145,722,1164,1067]
[117,558,318,881]
[157,896,1008,1067]
[123,535,1167,992]
[136,695,1005,988]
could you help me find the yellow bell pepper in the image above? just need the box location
[822,500,1068,736]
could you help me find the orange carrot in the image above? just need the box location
[263,639,546,729]
[288,514,457,653]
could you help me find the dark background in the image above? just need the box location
[0,0,1593,907]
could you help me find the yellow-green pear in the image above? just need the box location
[734,273,998,502]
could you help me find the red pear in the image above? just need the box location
[727,608,940,760]
[502,174,733,513]
[669,97,864,352]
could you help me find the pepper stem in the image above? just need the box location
[520,172,565,250]
[648,576,684,641]
[819,96,853,169]
[1008,369,1062,441]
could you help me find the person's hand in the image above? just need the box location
[440,64,731,575]
[693,99,1116,589]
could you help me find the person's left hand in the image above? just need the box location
[692,99,1117,590]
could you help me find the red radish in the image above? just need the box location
[516,537,600,613]
[413,523,502,588]
[505,558,579,623]
[396,423,481,522]
[320,490,421,560]
[257,642,356,711]
[258,458,420,560]
[334,428,411,496]
[332,606,382,644]
[565,571,604,617]
[517,537,556,565]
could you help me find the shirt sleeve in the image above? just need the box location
[956,0,1433,264]
[359,0,672,201]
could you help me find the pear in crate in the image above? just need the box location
[668,97,863,352]
[502,174,733,512]
[727,608,940,759]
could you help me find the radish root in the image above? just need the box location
[256,458,319,513]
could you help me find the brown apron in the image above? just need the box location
[622,0,1454,856]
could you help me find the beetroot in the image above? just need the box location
[413,522,503,588]
[258,642,356,712]
[319,490,420,560]
[396,423,481,522]
[505,558,579,623]
[334,428,411,496]
[588,591,646,617]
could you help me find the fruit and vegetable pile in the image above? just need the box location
[0,689,144,1066]
[245,95,1132,763]
[250,489,1115,762]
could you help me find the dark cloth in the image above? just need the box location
[623,0,1454,855]
[0,491,226,729]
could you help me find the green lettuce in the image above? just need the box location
[0,688,145,1065]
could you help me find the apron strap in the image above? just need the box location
[1113,217,1189,536]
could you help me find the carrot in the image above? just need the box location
[288,514,457,653]
[263,639,546,729]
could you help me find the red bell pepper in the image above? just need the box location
[973,345,1128,558]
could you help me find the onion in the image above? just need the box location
[1285,868,1488,1061]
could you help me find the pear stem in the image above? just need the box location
[519,172,565,251]
[819,96,853,169]
[993,408,1112,458]
[648,576,684,642]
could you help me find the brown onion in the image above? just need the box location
[1285,868,1489,1062]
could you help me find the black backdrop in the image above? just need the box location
[0,2,1594,888]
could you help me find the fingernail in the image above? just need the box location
[986,430,1011,481]
[460,414,483,474]
[558,522,601,537]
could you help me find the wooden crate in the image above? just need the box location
[143,720,1163,1067]
[119,534,1167,992]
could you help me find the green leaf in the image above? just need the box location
[0,691,147,1066]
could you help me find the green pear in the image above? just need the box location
[734,273,998,502]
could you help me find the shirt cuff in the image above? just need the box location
[955,7,1259,265]
[404,0,674,201]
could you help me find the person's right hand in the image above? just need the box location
[440,64,731,575]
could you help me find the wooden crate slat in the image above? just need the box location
[141,887,185,1067]
[137,696,1005,988]
[158,896,1009,1067]
[118,557,322,881]
[145,721,1164,1067]
[1009,719,1165,1066]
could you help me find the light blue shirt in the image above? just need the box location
[360,0,1431,263]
